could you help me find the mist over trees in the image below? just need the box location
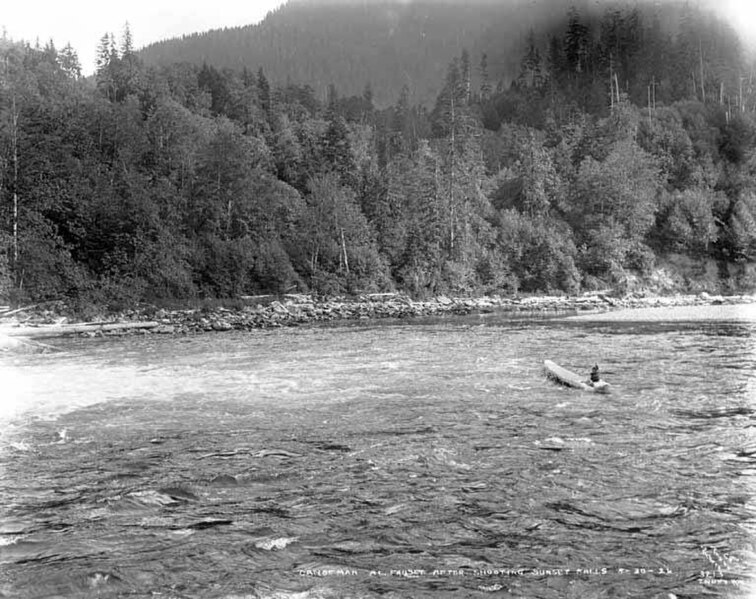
[2,1,756,308]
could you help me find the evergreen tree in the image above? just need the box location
[59,44,81,80]
[120,22,134,57]
[393,140,445,294]
[546,35,565,82]
[517,132,561,217]
[460,48,472,105]
[479,52,491,101]
[115,23,141,101]
[257,67,271,113]
[431,53,491,276]
[564,6,590,77]
[518,30,543,89]
[322,111,356,188]
[361,82,374,123]
[95,33,117,101]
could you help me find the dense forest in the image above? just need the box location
[138,0,670,108]
[140,0,526,107]
[1,1,756,310]
[138,0,746,109]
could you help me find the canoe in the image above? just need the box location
[543,360,611,394]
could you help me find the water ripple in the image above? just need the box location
[1,317,754,597]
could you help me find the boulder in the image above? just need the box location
[269,301,290,315]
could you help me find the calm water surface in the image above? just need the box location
[1,307,755,598]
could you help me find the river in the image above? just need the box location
[1,305,755,598]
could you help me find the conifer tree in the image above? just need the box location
[95,33,116,101]
[322,110,356,189]
[518,30,543,89]
[59,44,81,80]
[564,7,589,77]
[257,67,271,113]
[479,53,491,101]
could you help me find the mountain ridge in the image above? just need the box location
[138,0,609,107]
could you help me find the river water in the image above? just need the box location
[1,305,755,599]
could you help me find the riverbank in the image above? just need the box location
[1,291,755,345]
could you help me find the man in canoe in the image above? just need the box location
[588,364,601,386]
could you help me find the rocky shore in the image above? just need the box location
[1,291,754,345]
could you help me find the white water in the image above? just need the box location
[1,309,755,598]
[570,302,756,322]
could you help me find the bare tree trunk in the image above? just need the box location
[3,321,160,339]
[227,199,232,236]
[448,93,455,258]
[699,39,706,103]
[610,56,615,111]
[340,227,349,275]
[652,76,656,110]
[11,94,18,273]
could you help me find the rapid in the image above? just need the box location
[1,305,755,598]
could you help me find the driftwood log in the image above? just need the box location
[0,304,38,317]
[0,335,58,353]
[0,321,159,339]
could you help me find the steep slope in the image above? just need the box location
[138,0,591,107]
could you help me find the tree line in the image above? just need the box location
[139,0,529,107]
[1,3,755,310]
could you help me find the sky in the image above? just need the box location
[0,0,286,74]
[1,0,755,76]
[709,0,756,49]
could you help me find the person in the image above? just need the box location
[588,364,601,386]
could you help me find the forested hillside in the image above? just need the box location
[1,1,756,310]
[139,0,606,107]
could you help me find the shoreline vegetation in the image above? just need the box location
[1,291,754,353]
[4,4,756,318]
